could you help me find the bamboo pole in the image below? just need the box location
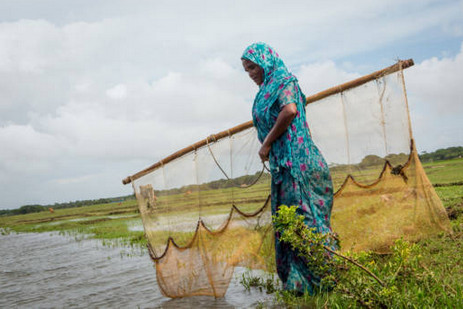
[306,59,414,104]
[122,59,414,185]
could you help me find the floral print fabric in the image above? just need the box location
[242,42,334,294]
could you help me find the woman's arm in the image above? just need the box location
[259,103,297,161]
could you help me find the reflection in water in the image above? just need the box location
[0,233,274,308]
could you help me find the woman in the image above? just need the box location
[241,42,334,295]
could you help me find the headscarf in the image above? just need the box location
[241,42,298,142]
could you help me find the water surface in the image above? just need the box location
[0,232,274,308]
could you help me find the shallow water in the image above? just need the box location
[0,232,274,308]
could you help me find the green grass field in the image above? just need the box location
[1,158,462,307]
[423,157,463,184]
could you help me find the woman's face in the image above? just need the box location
[242,59,264,86]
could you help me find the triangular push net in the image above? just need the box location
[123,59,451,298]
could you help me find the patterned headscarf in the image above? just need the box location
[241,42,298,141]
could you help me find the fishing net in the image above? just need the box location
[123,60,451,298]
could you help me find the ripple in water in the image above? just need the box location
[0,232,275,308]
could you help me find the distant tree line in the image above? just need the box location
[0,204,46,217]
[1,172,270,216]
[2,146,461,217]
[0,195,135,217]
[419,146,463,163]
[329,153,410,173]
[328,146,463,172]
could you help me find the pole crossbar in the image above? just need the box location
[122,59,414,185]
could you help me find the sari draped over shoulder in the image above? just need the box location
[242,42,335,294]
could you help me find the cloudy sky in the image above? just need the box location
[1,0,462,209]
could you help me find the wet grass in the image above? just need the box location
[0,199,147,247]
[242,159,463,308]
[241,185,463,308]
[271,228,463,308]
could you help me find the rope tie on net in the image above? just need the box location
[206,134,268,189]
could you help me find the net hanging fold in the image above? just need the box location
[123,59,451,298]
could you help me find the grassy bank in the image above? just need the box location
[0,199,147,247]
[248,159,463,308]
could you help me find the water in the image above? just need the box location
[0,233,274,308]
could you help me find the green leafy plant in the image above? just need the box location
[273,205,384,288]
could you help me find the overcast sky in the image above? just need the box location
[1,0,462,209]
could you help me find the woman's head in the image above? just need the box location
[241,42,288,86]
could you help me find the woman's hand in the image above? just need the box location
[259,144,271,162]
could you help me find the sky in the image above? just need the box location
[0,0,462,209]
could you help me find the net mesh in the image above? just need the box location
[129,62,450,298]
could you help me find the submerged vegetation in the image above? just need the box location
[0,199,146,247]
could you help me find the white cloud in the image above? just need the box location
[0,0,462,208]
[106,84,127,100]
[53,173,100,185]
[0,124,63,174]
[407,43,463,114]
[297,61,361,95]
[406,42,463,151]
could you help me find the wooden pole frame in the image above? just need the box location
[122,59,414,185]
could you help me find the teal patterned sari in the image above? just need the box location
[242,42,334,294]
